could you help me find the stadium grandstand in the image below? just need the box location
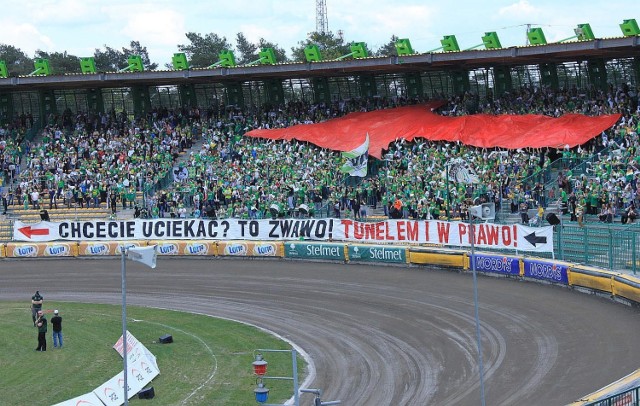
[1,24,640,274]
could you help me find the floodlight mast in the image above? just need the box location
[316,0,328,34]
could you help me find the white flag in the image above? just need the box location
[340,134,369,177]
[127,245,157,269]
[445,157,480,184]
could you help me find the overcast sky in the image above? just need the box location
[1,0,637,64]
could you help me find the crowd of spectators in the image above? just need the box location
[438,84,640,224]
[2,108,193,216]
[1,82,639,225]
[1,127,24,178]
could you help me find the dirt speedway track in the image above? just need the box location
[3,258,640,406]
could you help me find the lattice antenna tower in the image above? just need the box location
[316,0,329,33]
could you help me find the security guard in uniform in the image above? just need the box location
[31,291,43,326]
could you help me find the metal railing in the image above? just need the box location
[555,221,639,274]
[577,385,639,406]
[24,118,42,143]
[517,138,622,202]
[141,171,174,202]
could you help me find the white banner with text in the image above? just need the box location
[13,219,554,253]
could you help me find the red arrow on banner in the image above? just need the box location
[18,226,50,238]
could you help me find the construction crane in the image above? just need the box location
[316,0,328,34]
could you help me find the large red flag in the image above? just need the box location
[246,102,620,159]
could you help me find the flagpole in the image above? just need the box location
[469,213,486,406]
[121,247,129,406]
[119,245,156,406]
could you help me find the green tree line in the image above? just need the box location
[0,31,402,76]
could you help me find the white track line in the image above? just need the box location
[135,319,218,405]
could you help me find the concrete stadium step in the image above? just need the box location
[16,212,112,223]
[10,206,109,213]
[10,209,110,217]
[0,220,12,240]
[7,206,112,222]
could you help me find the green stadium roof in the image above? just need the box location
[1,36,639,91]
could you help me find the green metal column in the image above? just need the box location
[539,63,559,90]
[39,89,58,123]
[224,82,245,108]
[359,75,377,98]
[587,59,608,91]
[493,66,513,96]
[178,84,198,109]
[583,226,588,264]
[404,73,424,98]
[633,57,640,86]
[451,70,470,95]
[311,77,331,104]
[264,79,285,105]
[86,88,104,114]
[131,86,151,117]
[633,233,637,275]
[608,229,614,271]
[0,92,13,126]
[557,226,564,261]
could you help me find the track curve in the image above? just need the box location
[2,258,640,406]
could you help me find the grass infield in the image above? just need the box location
[0,301,305,405]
